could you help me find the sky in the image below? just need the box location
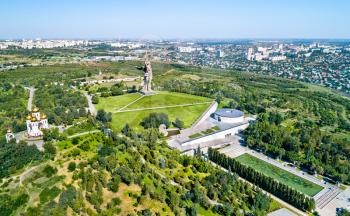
[1,0,350,39]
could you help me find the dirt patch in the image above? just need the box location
[181,74,201,81]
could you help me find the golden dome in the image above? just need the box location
[41,114,47,119]
[32,107,39,112]
[31,117,37,122]
[27,115,32,120]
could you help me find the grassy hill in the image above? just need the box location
[96,91,213,131]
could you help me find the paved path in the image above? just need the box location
[24,87,36,111]
[84,93,97,116]
[117,94,144,111]
[67,130,100,139]
[317,187,350,216]
[114,101,213,113]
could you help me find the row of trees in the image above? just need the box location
[140,112,184,129]
[208,148,316,212]
[86,81,138,98]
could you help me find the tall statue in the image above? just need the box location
[142,60,153,93]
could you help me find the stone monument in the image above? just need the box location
[141,60,154,95]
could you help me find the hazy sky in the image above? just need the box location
[1,0,349,39]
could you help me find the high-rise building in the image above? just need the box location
[247,48,255,60]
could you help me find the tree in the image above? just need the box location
[173,117,184,129]
[141,113,170,129]
[91,95,99,104]
[108,176,121,192]
[96,109,112,123]
[43,128,60,141]
[122,123,131,136]
[337,208,350,216]
[43,142,56,158]
[43,165,57,177]
[68,162,76,172]
[110,86,124,96]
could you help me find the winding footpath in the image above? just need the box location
[67,130,100,139]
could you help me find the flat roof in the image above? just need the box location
[214,108,244,118]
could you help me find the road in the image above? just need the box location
[84,93,97,116]
[24,87,36,111]
[114,101,213,113]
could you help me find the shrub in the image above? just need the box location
[43,165,57,177]
[68,162,76,172]
[91,95,99,104]
[39,186,61,204]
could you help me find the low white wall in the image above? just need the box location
[182,122,249,146]
[215,115,244,124]
[191,101,218,128]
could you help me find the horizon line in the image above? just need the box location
[1,37,350,41]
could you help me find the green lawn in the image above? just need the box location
[235,153,323,197]
[126,91,212,109]
[189,133,203,139]
[198,206,219,216]
[112,103,210,131]
[95,91,213,131]
[95,93,142,112]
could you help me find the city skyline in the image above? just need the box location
[1,0,350,39]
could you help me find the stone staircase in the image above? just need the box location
[315,186,341,209]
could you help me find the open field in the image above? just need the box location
[95,93,142,112]
[112,103,210,131]
[235,153,323,197]
[126,91,212,109]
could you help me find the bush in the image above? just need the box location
[68,162,76,172]
[91,95,99,104]
[43,142,56,157]
[172,117,184,129]
[43,165,57,177]
[112,197,122,206]
[141,113,170,129]
[108,176,121,192]
[96,109,112,123]
[39,186,61,204]
[71,137,79,145]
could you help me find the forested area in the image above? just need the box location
[5,129,275,216]
[34,85,88,125]
[0,83,28,133]
[0,139,42,179]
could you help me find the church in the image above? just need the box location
[26,107,49,137]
